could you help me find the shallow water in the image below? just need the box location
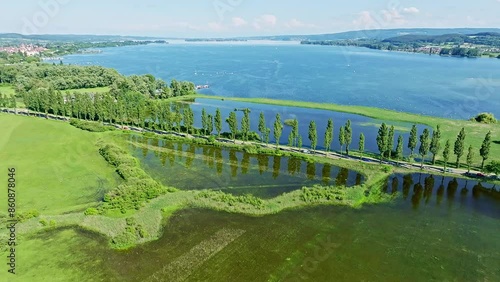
[130,136,363,198]
[19,196,500,281]
[386,173,500,219]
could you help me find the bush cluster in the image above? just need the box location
[300,186,344,202]
[97,142,175,213]
[471,113,497,124]
[196,190,264,209]
[17,209,40,222]
[110,216,149,249]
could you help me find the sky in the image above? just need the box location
[2,0,500,37]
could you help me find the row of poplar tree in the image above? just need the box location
[4,88,494,172]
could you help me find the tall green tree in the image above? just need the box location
[480,131,492,169]
[258,112,266,141]
[395,135,404,161]
[227,112,238,140]
[466,145,475,173]
[215,108,222,137]
[308,120,317,150]
[292,118,299,147]
[183,107,194,134]
[454,128,466,168]
[429,125,442,165]
[201,108,208,134]
[408,124,418,161]
[419,128,430,169]
[344,120,352,155]
[358,133,365,156]
[273,113,283,148]
[376,123,388,163]
[173,104,182,132]
[241,109,250,141]
[297,134,303,148]
[265,128,271,145]
[288,131,294,147]
[386,125,395,158]
[207,114,214,135]
[324,118,334,152]
[443,140,451,172]
[339,126,345,155]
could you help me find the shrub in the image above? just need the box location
[98,142,173,213]
[300,186,344,202]
[125,217,136,226]
[111,230,137,249]
[49,220,56,227]
[471,113,497,124]
[39,218,48,226]
[17,209,40,222]
[70,119,115,132]
[84,208,99,216]
[196,191,264,209]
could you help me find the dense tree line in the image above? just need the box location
[0,63,196,98]
[301,33,497,58]
[0,51,40,64]
[42,40,168,56]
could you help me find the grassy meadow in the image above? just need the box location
[0,113,120,215]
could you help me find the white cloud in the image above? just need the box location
[253,14,277,30]
[402,7,420,14]
[285,19,317,29]
[232,17,247,27]
[353,6,418,29]
[382,9,405,24]
[353,11,376,27]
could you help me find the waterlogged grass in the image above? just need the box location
[7,228,112,282]
[191,94,500,164]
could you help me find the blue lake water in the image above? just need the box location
[54,42,500,119]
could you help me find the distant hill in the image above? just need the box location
[0,33,164,42]
[246,28,500,41]
[382,32,500,47]
[2,28,500,43]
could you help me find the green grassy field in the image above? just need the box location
[193,94,500,164]
[0,113,120,215]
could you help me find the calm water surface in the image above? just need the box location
[130,136,363,198]
[54,43,500,119]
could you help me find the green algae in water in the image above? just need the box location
[130,136,363,198]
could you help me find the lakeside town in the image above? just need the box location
[0,44,46,56]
